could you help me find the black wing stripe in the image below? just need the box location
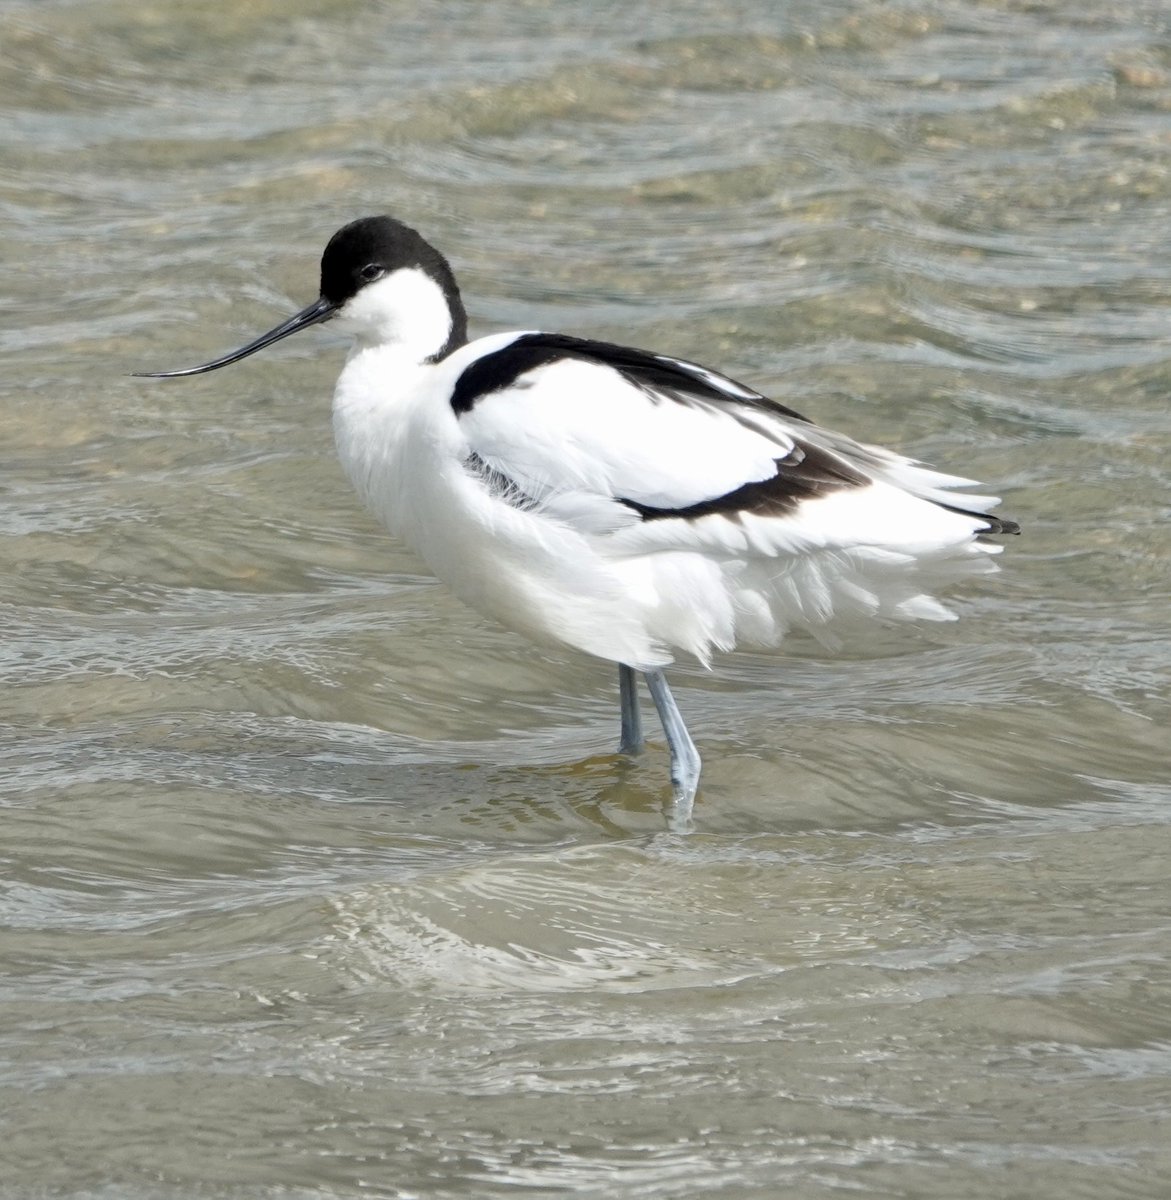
[620,441,869,522]
[450,332,810,421]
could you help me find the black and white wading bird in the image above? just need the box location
[137,215,1019,828]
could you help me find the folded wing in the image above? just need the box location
[452,332,1016,552]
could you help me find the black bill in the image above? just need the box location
[132,295,336,378]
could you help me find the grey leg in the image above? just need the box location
[618,663,643,754]
[644,668,701,830]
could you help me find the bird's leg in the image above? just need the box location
[644,668,701,831]
[618,663,643,755]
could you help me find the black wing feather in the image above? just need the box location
[449,332,810,422]
[619,441,869,522]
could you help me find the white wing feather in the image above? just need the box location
[458,355,793,513]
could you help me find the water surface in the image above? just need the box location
[3,1,1170,1196]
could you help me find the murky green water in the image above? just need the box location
[3,1,1170,1196]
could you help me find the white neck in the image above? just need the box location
[332,267,455,362]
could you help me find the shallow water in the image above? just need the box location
[3,0,1171,1196]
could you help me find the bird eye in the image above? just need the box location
[359,263,385,282]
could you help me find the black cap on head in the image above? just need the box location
[320,218,457,302]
